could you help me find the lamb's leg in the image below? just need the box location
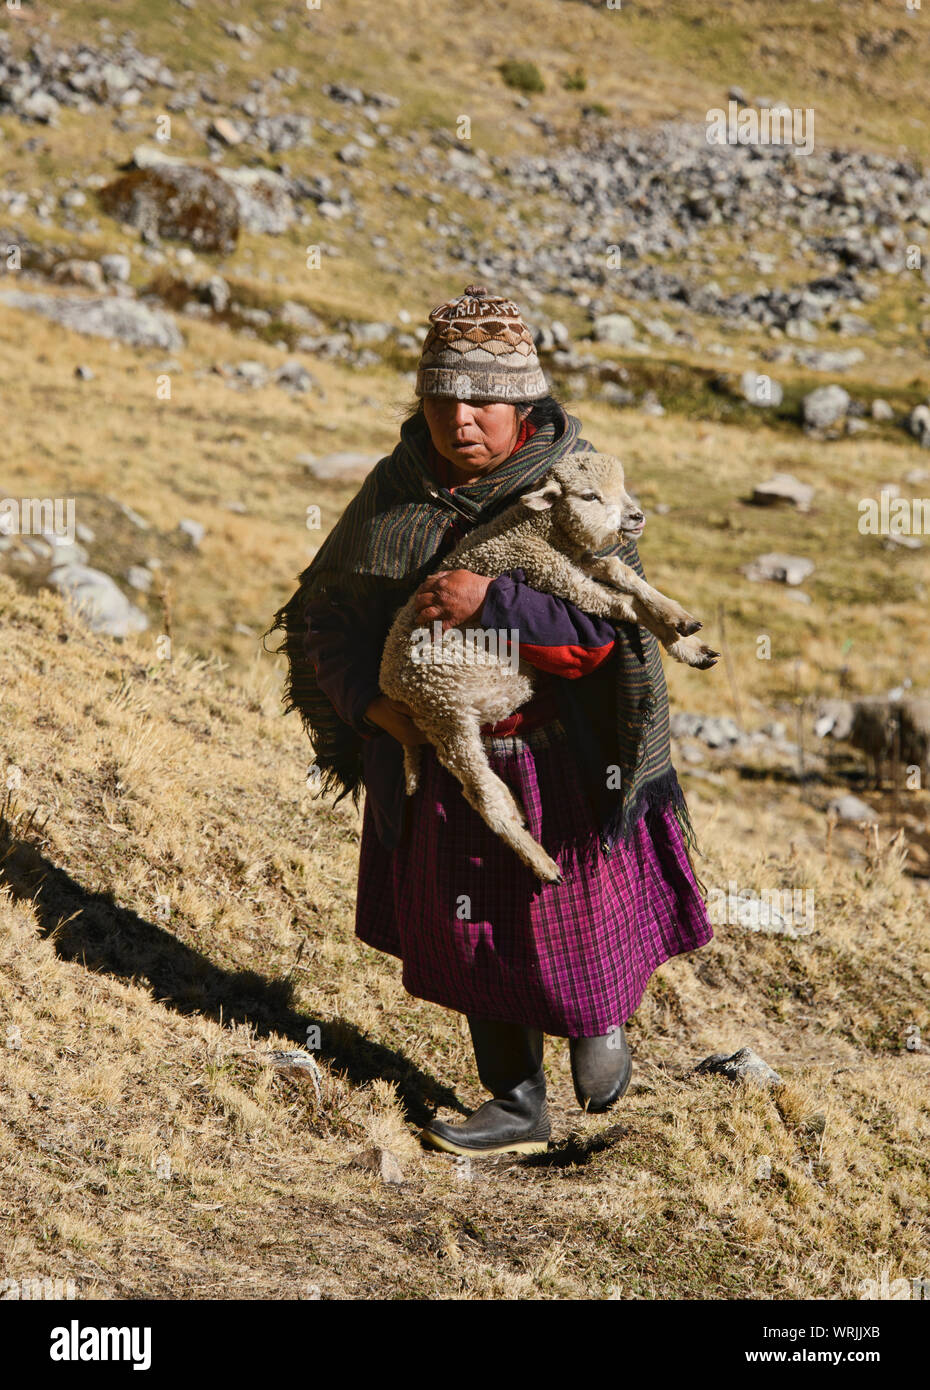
[544,566,719,669]
[587,555,702,636]
[422,715,563,884]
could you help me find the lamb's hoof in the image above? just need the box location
[676,617,703,636]
[669,637,719,669]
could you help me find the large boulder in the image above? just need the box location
[47,564,149,638]
[0,289,182,350]
[122,143,296,237]
[98,163,240,254]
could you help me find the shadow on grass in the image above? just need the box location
[0,808,465,1126]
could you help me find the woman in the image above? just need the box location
[270,285,713,1157]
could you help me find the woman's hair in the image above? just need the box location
[397,392,568,432]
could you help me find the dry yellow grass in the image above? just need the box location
[1,574,928,1299]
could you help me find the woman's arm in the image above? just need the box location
[303,596,385,737]
[304,595,430,745]
[478,568,616,678]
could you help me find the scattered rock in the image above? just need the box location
[670,712,744,748]
[0,290,183,351]
[795,347,865,373]
[871,399,894,422]
[47,564,148,638]
[750,473,814,512]
[98,163,240,254]
[209,116,245,146]
[592,313,637,347]
[99,253,131,284]
[695,1047,782,1086]
[52,259,105,291]
[178,518,206,548]
[742,553,815,586]
[126,565,153,592]
[348,1147,404,1185]
[802,384,850,430]
[274,359,316,392]
[298,451,379,481]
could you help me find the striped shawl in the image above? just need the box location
[268,408,699,867]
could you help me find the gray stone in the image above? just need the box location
[99,253,131,283]
[802,384,851,429]
[742,553,815,586]
[220,165,296,235]
[299,451,379,481]
[52,259,105,291]
[751,473,814,512]
[670,712,743,747]
[267,1049,323,1104]
[199,274,230,312]
[47,564,148,638]
[20,90,60,123]
[0,290,182,351]
[833,313,871,335]
[795,348,865,372]
[279,300,323,332]
[274,359,314,392]
[695,1047,782,1086]
[598,382,635,407]
[126,565,153,592]
[348,1146,404,1185]
[178,518,206,548]
[871,399,894,421]
[592,313,637,347]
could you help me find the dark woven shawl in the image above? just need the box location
[268,409,698,866]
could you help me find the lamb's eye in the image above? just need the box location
[578,491,600,502]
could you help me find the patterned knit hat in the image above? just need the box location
[415,284,549,402]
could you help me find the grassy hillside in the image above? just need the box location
[1,572,928,1299]
[1,0,929,1300]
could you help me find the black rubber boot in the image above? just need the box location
[569,1026,633,1113]
[421,1016,550,1156]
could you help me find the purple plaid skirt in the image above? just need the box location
[354,719,713,1037]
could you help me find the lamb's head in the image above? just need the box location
[519,453,644,551]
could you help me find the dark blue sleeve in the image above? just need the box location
[478,568,616,678]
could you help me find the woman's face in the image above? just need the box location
[422,397,523,474]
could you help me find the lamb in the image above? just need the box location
[379,452,718,883]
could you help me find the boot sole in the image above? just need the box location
[419,1127,549,1157]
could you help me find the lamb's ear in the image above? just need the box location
[520,479,563,511]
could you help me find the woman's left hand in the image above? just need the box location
[413,569,494,632]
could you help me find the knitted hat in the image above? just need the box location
[415,284,549,402]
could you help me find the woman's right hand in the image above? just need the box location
[364,695,431,746]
